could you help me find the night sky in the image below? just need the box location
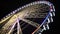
[0,0,58,34]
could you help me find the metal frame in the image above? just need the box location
[0,1,55,34]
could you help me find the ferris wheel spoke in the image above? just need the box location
[7,21,17,34]
[17,19,22,34]
[19,18,40,28]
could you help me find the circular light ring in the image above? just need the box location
[0,1,55,34]
[0,1,55,22]
[1,1,55,21]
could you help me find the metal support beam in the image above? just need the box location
[19,18,40,28]
[17,19,22,34]
[8,21,16,34]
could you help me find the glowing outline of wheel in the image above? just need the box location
[0,1,55,34]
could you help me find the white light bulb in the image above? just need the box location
[50,12,53,17]
[43,25,46,30]
[47,18,50,23]
[51,17,53,22]
[46,24,49,29]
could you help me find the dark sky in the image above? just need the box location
[0,0,59,34]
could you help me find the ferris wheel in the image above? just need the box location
[0,1,55,34]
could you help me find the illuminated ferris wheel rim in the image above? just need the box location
[0,1,55,34]
[0,1,55,23]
